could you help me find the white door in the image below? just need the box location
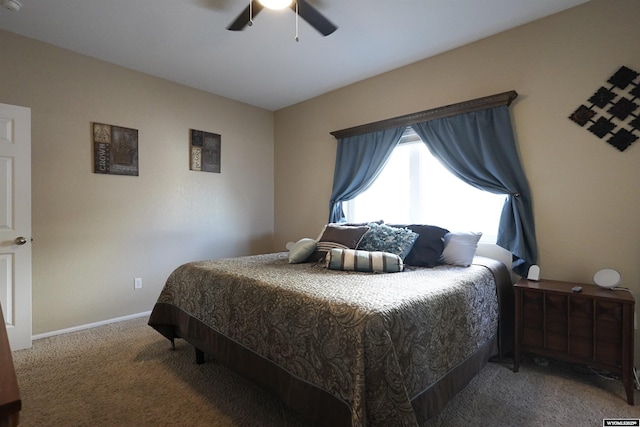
[0,102,32,351]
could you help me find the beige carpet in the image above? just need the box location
[11,316,640,426]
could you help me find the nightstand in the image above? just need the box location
[514,278,635,405]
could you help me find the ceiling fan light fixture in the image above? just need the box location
[1,0,22,11]
[258,0,293,10]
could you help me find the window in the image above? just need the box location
[344,128,506,243]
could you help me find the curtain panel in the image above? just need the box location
[328,128,405,223]
[411,106,537,275]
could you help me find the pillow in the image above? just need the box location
[326,248,404,273]
[288,238,317,264]
[308,224,370,262]
[441,231,482,267]
[357,223,418,259]
[340,220,384,226]
[388,224,449,267]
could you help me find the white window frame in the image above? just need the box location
[344,128,505,243]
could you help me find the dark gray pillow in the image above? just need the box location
[388,224,449,267]
[307,224,370,262]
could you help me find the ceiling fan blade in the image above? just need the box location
[291,0,337,36]
[227,1,264,31]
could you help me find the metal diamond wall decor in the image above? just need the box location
[569,66,640,152]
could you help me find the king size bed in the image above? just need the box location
[148,223,514,427]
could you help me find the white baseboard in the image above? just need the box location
[32,311,152,341]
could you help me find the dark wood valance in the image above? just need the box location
[330,90,518,140]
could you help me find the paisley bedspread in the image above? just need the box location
[150,252,501,426]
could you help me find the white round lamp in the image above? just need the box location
[593,268,621,289]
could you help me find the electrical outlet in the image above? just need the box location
[134,277,142,290]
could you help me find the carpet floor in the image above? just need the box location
[11,316,640,426]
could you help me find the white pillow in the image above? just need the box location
[441,231,482,267]
[288,238,317,264]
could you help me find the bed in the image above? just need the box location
[148,233,514,426]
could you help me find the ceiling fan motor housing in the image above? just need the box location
[2,0,22,12]
[227,0,337,37]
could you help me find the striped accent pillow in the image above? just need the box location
[326,248,404,273]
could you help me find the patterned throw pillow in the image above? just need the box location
[326,248,404,273]
[357,223,418,260]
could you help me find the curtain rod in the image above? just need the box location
[330,90,518,140]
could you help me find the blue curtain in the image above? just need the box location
[328,127,405,223]
[411,106,537,276]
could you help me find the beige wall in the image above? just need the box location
[275,0,640,359]
[1,30,274,335]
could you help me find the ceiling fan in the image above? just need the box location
[1,0,22,11]
[227,0,337,37]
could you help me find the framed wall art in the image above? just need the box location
[93,122,139,176]
[190,129,221,173]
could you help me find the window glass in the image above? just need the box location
[344,135,505,243]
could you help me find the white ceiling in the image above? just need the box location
[0,0,589,111]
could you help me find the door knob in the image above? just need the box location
[15,236,27,245]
